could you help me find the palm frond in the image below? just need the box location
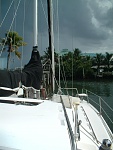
[15,50,21,59]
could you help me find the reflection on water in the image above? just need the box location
[66,80,113,99]
[60,79,113,133]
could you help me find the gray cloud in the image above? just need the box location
[53,0,113,53]
[1,0,113,68]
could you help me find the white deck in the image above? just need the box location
[53,94,113,150]
[80,101,111,141]
[77,101,113,150]
[0,95,112,150]
[0,99,71,150]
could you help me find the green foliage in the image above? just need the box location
[0,31,27,69]
[104,52,113,71]
[42,47,58,64]
[41,47,113,80]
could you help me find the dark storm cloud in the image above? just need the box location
[58,0,93,38]
[104,7,113,28]
[1,0,113,69]
[52,0,113,53]
[88,0,113,33]
[58,0,111,40]
[89,0,113,28]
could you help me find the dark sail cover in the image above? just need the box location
[0,46,43,96]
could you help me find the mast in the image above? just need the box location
[33,0,38,46]
[47,0,55,92]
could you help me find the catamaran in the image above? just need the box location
[0,0,113,150]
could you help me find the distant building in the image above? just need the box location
[82,53,96,57]
[0,57,7,69]
[60,49,69,56]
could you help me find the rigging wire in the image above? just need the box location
[56,0,61,90]
[0,0,14,28]
[40,0,71,95]
[0,0,22,57]
[6,0,16,69]
[49,0,60,91]
[40,0,48,27]
[60,56,69,95]
[40,0,55,55]
[8,0,22,32]
[53,0,70,95]
[13,1,17,31]
[53,0,69,95]
[40,0,58,92]
[21,0,26,73]
[10,0,17,68]
[72,31,74,96]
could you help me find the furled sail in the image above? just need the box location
[0,46,43,96]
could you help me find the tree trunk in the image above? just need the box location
[7,52,11,70]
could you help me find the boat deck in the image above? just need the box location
[80,101,112,142]
[53,94,113,149]
[0,95,112,150]
[0,98,71,150]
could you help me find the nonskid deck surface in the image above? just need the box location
[0,98,71,150]
[53,94,113,149]
[0,95,112,150]
[80,101,112,142]
[76,101,113,150]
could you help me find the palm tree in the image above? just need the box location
[42,47,58,64]
[104,52,113,71]
[61,51,73,79]
[94,53,104,74]
[0,31,27,70]
[73,48,81,60]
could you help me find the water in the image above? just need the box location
[60,79,113,133]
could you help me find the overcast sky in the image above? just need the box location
[57,0,113,54]
[0,0,113,68]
